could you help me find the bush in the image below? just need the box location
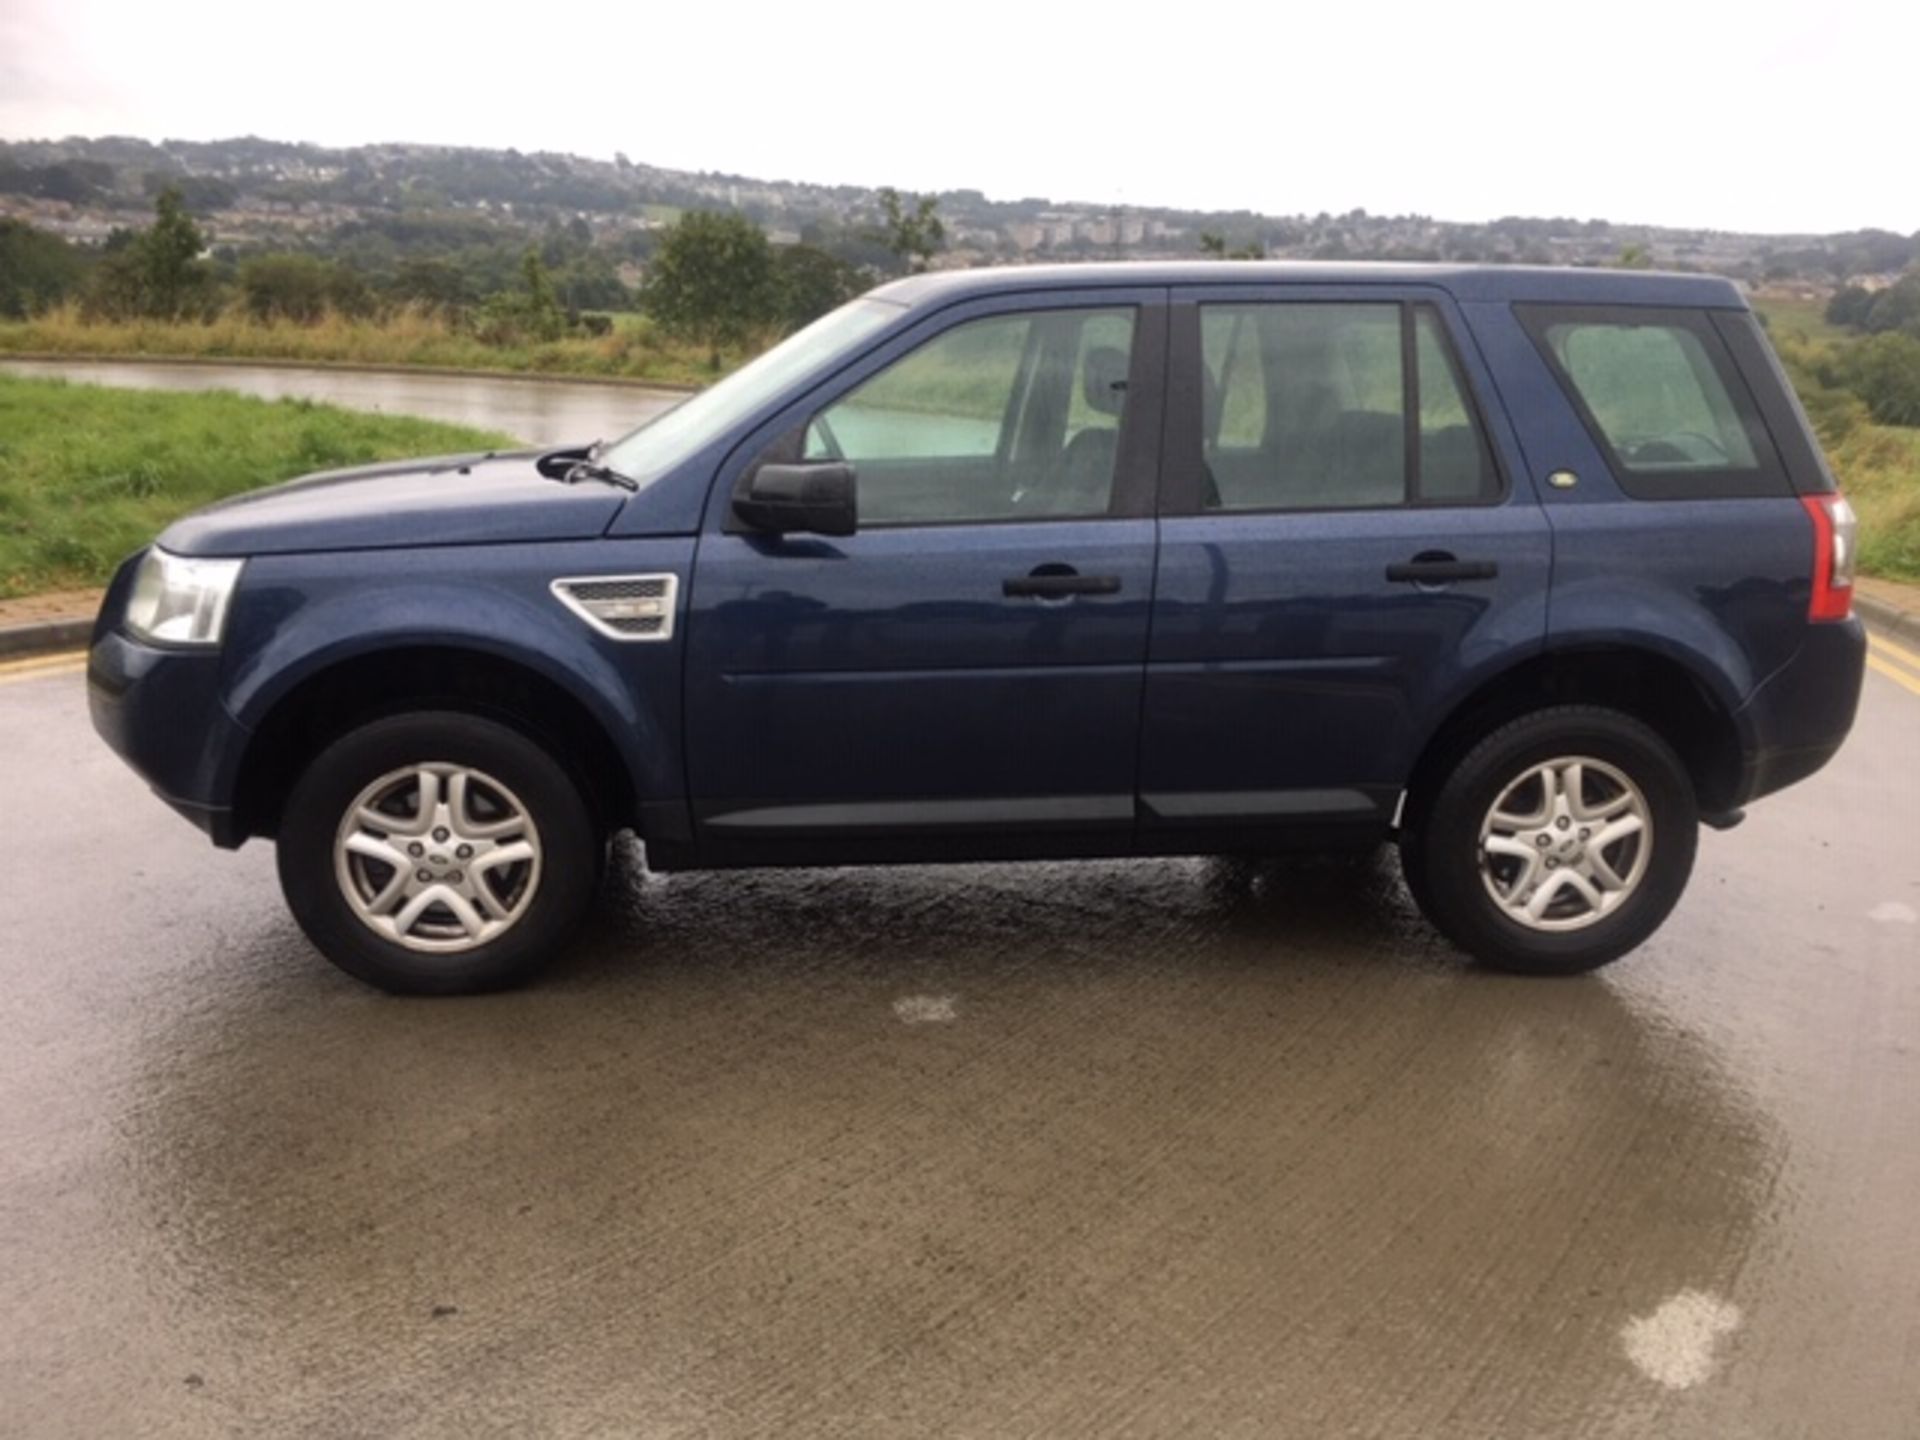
[0,220,87,318]
[1864,274,1920,337]
[238,254,370,323]
[1840,332,1920,427]
[470,249,568,345]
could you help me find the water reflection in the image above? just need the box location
[0,358,681,446]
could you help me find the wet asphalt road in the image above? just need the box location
[1,653,1917,1439]
[0,358,682,447]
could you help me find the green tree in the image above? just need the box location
[0,220,87,318]
[1840,332,1920,426]
[1614,243,1654,270]
[140,186,211,317]
[774,244,865,328]
[1863,273,1920,337]
[1199,231,1264,260]
[391,256,476,313]
[1826,285,1875,329]
[551,253,632,312]
[641,210,777,368]
[140,172,237,213]
[519,247,564,338]
[875,187,945,274]
[238,254,370,323]
[85,186,215,320]
[473,248,569,344]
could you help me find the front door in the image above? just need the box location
[686,291,1167,862]
[1139,288,1551,844]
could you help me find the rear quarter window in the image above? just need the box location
[1516,304,1790,500]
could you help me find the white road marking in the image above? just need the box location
[1868,901,1917,924]
[1620,1290,1742,1389]
[893,994,958,1025]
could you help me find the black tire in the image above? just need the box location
[1399,706,1698,975]
[277,711,600,995]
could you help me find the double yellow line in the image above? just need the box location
[0,649,86,687]
[1868,631,1920,700]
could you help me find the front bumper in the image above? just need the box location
[88,624,252,848]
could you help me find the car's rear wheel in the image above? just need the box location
[277,711,599,994]
[1400,706,1698,975]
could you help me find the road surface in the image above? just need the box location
[0,357,683,447]
[0,637,1916,1438]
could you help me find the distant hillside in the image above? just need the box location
[3,133,1916,284]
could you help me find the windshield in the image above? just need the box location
[599,298,902,487]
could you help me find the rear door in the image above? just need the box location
[1139,284,1550,844]
[684,288,1167,861]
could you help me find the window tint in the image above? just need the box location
[1202,307,1265,449]
[1202,303,1406,511]
[1414,306,1498,501]
[1197,302,1497,511]
[1542,318,1759,473]
[1516,303,1789,499]
[805,308,1136,525]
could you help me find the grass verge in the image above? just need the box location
[1751,294,1851,348]
[0,374,517,599]
[1831,421,1920,584]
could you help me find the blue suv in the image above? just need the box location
[88,263,1867,993]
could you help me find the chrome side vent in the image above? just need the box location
[551,574,678,641]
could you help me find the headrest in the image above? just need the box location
[1082,346,1129,416]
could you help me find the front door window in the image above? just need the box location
[803,307,1138,524]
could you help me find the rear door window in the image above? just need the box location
[1517,304,1788,499]
[1414,306,1499,502]
[1195,301,1498,512]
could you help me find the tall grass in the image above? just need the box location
[0,304,752,388]
[0,374,517,598]
[1830,421,1920,583]
[1750,294,1851,348]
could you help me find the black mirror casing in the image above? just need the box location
[733,462,858,537]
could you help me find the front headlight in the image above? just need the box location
[125,547,244,647]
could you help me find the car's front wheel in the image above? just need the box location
[277,711,600,994]
[1400,706,1698,975]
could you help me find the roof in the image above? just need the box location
[872,260,1746,309]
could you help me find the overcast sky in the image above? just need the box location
[2,0,1913,236]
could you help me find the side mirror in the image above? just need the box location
[733,462,857,538]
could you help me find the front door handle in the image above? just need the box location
[1385,556,1499,584]
[1003,571,1122,598]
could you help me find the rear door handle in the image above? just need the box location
[1003,572,1122,598]
[1384,558,1499,584]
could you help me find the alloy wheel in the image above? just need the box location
[1478,756,1652,932]
[333,763,543,953]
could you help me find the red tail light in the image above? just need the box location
[1802,494,1858,623]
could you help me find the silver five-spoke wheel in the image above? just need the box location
[334,763,543,953]
[1478,755,1651,932]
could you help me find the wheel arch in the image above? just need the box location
[230,641,646,845]
[1404,644,1752,823]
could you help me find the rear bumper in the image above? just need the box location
[1731,616,1866,807]
[88,625,251,848]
